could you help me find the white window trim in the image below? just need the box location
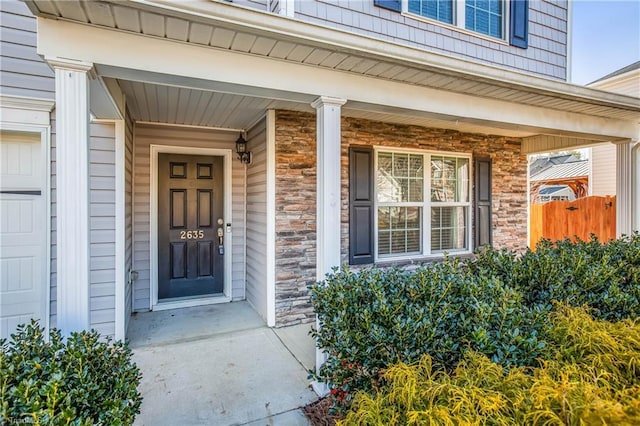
[373,146,473,262]
[402,0,510,45]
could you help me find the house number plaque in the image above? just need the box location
[179,230,205,240]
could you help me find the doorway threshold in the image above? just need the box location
[153,294,230,311]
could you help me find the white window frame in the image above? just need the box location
[373,147,473,262]
[402,0,509,43]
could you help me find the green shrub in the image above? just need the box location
[310,260,547,402]
[311,235,640,404]
[473,233,640,321]
[1,320,142,425]
[340,306,640,425]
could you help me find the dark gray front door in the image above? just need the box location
[158,154,224,300]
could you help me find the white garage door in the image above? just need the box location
[0,131,47,340]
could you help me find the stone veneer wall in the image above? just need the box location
[274,110,528,326]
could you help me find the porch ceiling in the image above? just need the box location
[117,79,312,129]
[26,0,640,126]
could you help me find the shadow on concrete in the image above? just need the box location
[129,302,318,425]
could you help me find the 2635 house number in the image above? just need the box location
[180,230,205,240]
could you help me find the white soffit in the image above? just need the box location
[26,0,640,123]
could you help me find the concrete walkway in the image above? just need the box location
[128,302,318,425]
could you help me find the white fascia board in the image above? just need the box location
[37,18,639,140]
[123,0,640,110]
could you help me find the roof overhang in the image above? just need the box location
[26,0,640,143]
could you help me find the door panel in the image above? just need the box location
[0,132,47,340]
[158,154,224,300]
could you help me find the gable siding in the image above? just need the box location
[0,0,55,99]
[245,117,268,321]
[294,0,567,80]
[132,124,246,311]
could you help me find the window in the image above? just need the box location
[406,0,504,40]
[466,0,503,38]
[375,150,470,259]
[408,0,453,24]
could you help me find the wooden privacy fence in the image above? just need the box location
[529,196,616,249]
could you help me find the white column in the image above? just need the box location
[49,58,93,334]
[312,96,346,282]
[311,96,346,396]
[616,140,634,237]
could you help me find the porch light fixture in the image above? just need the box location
[235,134,251,165]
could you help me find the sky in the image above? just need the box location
[570,0,640,85]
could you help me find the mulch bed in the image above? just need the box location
[303,396,343,426]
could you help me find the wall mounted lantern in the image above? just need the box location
[235,134,251,164]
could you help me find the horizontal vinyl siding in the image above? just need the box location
[0,1,55,98]
[294,0,567,80]
[124,110,134,334]
[132,124,246,311]
[90,122,117,338]
[591,144,616,196]
[245,117,268,321]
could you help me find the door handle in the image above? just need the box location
[217,227,224,255]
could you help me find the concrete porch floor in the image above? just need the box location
[128,301,318,425]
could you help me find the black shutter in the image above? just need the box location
[349,147,375,264]
[374,0,402,13]
[509,0,529,48]
[474,157,493,248]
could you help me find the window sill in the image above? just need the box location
[402,12,509,47]
[373,251,474,269]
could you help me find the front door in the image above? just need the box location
[158,154,224,300]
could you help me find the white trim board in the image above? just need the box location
[265,110,276,327]
[114,119,126,340]
[149,145,233,310]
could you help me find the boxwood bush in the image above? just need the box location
[1,321,142,425]
[310,233,640,403]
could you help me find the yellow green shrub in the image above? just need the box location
[339,306,640,426]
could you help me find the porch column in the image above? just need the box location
[615,140,635,237]
[48,57,93,333]
[312,96,346,282]
[311,96,346,395]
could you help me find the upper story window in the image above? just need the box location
[466,0,503,38]
[408,0,453,24]
[406,0,504,40]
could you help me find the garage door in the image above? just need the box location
[0,131,47,340]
